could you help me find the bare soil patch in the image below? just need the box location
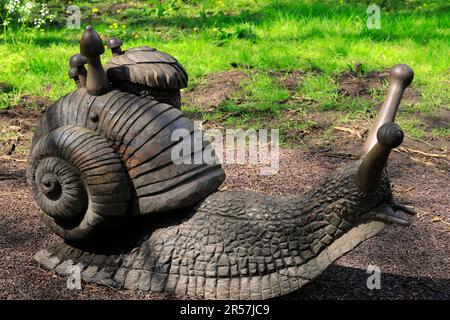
[15,94,53,111]
[109,2,137,12]
[269,70,306,94]
[0,102,45,158]
[182,70,246,111]
[338,69,420,104]
[422,108,450,131]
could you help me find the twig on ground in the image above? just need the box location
[408,156,437,167]
[100,282,125,294]
[406,136,448,152]
[393,186,415,197]
[397,146,449,159]
[334,126,366,139]
[0,155,27,162]
[317,152,359,159]
[431,216,450,230]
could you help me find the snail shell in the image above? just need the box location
[28,88,225,242]
[104,47,188,108]
[105,46,188,90]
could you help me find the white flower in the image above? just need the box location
[39,3,49,16]
[5,0,21,14]
[23,1,34,15]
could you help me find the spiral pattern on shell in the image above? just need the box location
[28,88,225,243]
[27,125,132,241]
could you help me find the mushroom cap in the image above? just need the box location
[69,54,88,68]
[80,26,105,58]
[68,67,79,79]
[105,46,188,90]
[107,37,123,49]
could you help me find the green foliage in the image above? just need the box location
[397,116,426,139]
[431,127,450,139]
[0,0,448,141]
[0,0,57,43]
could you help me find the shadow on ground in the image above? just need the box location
[284,265,449,300]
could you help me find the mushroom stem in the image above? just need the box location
[77,66,87,87]
[69,68,82,88]
[362,64,413,155]
[356,123,404,193]
[80,26,110,96]
[85,55,110,95]
[111,47,124,56]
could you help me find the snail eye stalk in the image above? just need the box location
[362,64,414,155]
[356,64,414,193]
[356,123,403,193]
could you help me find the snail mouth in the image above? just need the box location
[372,202,416,226]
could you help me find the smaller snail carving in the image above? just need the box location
[104,36,188,108]
[30,26,416,300]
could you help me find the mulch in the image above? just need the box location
[0,146,448,300]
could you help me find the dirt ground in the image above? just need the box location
[1,141,449,300]
[0,69,449,300]
[183,70,246,111]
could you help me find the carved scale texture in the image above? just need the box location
[31,88,225,216]
[36,161,393,299]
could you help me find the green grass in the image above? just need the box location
[397,116,426,139]
[0,0,448,142]
[0,129,21,142]
[432,127,450,139]
[220,72,290,113]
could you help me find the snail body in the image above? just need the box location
[36,163,392,299]
[30,27,416,299]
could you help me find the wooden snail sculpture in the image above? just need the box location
[29,26,416,300]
